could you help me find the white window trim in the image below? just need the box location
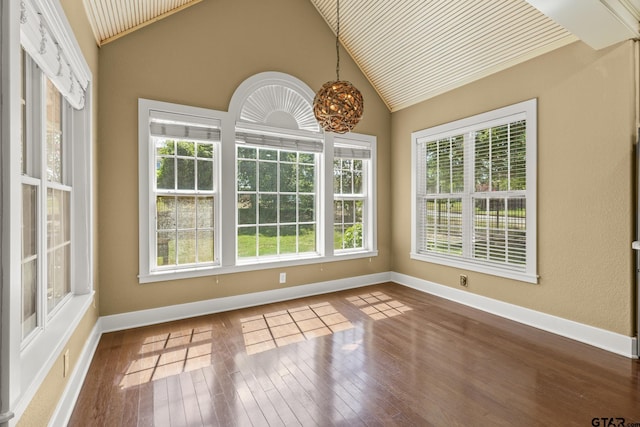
[138,73,377,284]
[410,99,538,284]
[138,99,225,280]
[2,0,94,424]
[16,61,94,426]
[331,133,377,255]
[20,0,88,109]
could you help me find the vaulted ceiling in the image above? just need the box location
[81,0,640,111]
[82,0,202,45]
[309,0,575,111]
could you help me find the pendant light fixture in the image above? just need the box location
[313,0,364,134]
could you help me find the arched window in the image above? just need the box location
[139,72,377,282]
[231,73,324,261]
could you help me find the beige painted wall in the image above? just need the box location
[17,1,100,425]
[97,0,392,315]
[392,41,636,336]
[16,1,638,425]
[17,308,98,427]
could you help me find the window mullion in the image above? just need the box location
[507,123,511,191]
[194,143,199,191]
[449,138,453,195]
[436,141,440,194]
[316,149,323,256]
[37,72,49,327]
[504,195,510,264]
[323,133,335,257]
[365,142,375,252]
[462,131,473,258]
[255,155,261,257]
[277,156,281,255]
[488,127,493,191]
[194,197,199,264]
[173,152,178,192]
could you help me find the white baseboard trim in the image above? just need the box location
[100,272,392,333]
[391,272,638,359]
[48,269,637,426]
[47,317,102,427]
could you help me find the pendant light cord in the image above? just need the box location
[336,0,340,81]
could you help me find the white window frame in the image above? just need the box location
[411,99,537,283]
[21,63,77,347]
[235,142,321,262]
[1,0,94,423]
[43,77,74,318]
[138,99,223,279]
[332,133,376,255]
[138,73,377,283]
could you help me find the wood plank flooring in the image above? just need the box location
[69,283,640,426]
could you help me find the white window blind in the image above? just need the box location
[236,131,323,153]
[471,120,527,266]
[149,121,221,142]
[411,99,537,283]
[334,142,371,159]
[149,110,221,142]
[415,135,464,257]
[20,0,89,109]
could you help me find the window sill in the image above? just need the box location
[18,292,94,412]
[410,252,538,284]
[139,250,379,284]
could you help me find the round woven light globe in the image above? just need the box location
[313,80,364,134]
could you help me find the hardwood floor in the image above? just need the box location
[69,283,640,426]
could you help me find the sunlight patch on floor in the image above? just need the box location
[118,293,408,388]
[346,292,412,320]
[241,302,354,355]
[119,327,213,388]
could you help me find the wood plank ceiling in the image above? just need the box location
[82,0,202,46]
[310,0,577,111]
[82,0,579,111]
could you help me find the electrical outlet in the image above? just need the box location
[459,274,468,287]
[279,272,286,284]
[63,349,70,378]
